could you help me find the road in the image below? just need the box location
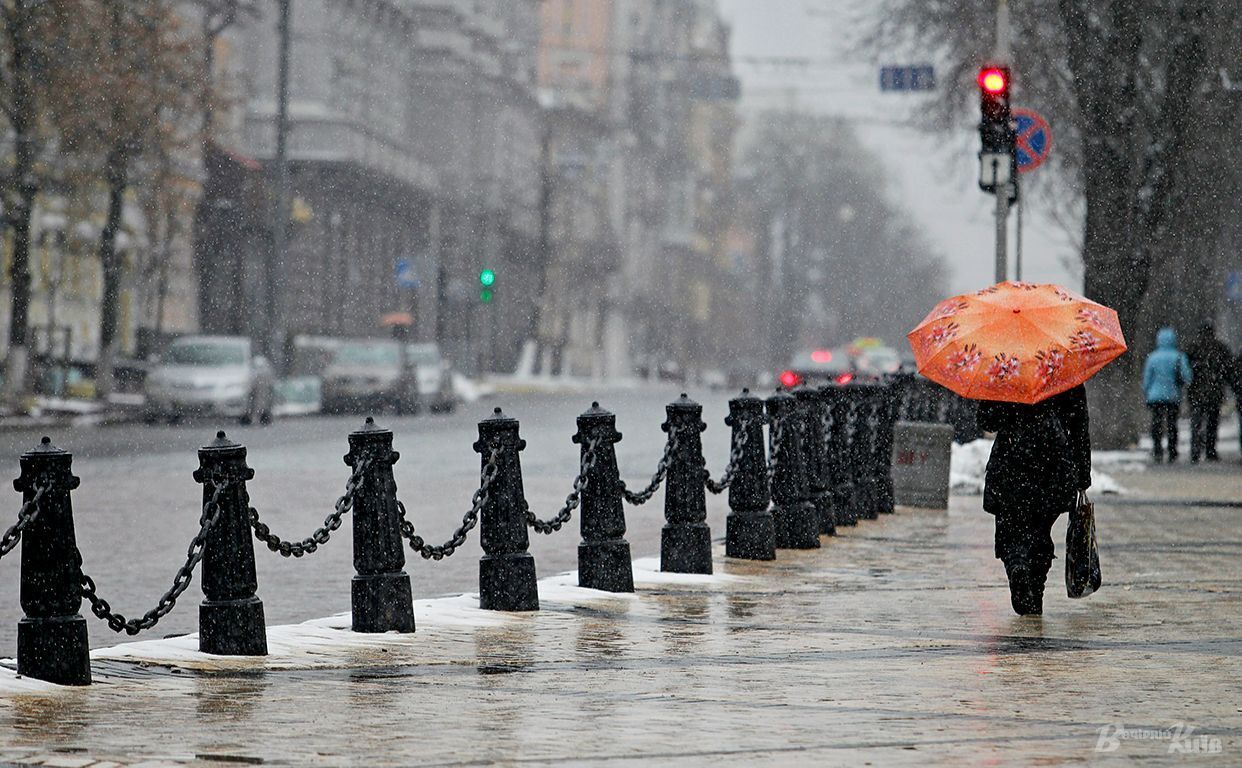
[0,386,739,651]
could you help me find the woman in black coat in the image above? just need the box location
[976,384,1092,615]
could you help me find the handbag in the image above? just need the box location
[1065,490,1102,598]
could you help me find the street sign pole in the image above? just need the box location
[995,169,1009,284]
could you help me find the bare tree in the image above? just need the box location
[48,0,199,398]
[0,0,55,404]
[865,0,1232,446]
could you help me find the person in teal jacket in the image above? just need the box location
[1143,327,1193,462]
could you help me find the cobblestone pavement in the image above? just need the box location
[1,469,1239,766]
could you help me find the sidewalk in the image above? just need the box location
[1,483,1239,766]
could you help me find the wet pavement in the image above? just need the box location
[0,456,1239,766]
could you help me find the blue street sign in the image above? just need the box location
[394,258,420,289]
[1013,108,1053,173]
[879,65,936,92]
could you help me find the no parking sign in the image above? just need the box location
[1012,108,1052,173]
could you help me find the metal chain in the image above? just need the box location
[0,479,49,561]
[527,437,601,534]
[79,477,231,635]
[705,419,751,495]
[767,415,785,485]
[621,427,679,505]
[249,457,370,557]
[398,448,500,560]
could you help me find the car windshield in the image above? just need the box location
[334,343,399,366]
[406,345,441,366]
[165,342,247,366]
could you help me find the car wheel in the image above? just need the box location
[259,409,273,425]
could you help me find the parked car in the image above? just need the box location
[143,335,276,425]
[406,342,457,413]
[320,340,415,414]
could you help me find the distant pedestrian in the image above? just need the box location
[1142,327,1192,463]
[1185,321,1231,462]
[977,385,1092,616]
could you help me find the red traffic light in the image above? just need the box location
[978,67,1007,94]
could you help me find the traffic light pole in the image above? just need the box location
[993,0,1011,284]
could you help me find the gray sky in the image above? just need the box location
[717,0,1079,295]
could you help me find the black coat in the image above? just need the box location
[977,385,1091,518]
[1187,333,1233,406]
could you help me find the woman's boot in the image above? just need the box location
[1004,559,1044,616]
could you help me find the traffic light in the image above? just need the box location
[479,268,495,303]
[977,65,1015,192]
[977,65,1013,152]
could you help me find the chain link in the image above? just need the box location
[767,415,786,485]
[705,419,751,494]
[0,479,49,561]
[398,448,500,559]
[527,437,600,533]
[80,477,230,635]
[621,427,679,505]
[249,457,369,557]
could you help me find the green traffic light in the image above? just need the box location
[479,268,496,287]
[480,288,494,303]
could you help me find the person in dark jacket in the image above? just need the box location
[1185,321,1232,462]
[977,384,1091,616]
[1143,327,1192,462]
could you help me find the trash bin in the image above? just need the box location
[891,421,954,510]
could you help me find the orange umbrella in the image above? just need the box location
[907,281,1127,404]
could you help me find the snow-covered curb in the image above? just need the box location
[0,554,747,692]
[951,438,1128,496]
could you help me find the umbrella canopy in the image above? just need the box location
[907,281,1127,404]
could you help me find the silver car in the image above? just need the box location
[143,336,276,425]
[321,340,415,414]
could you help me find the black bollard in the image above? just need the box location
[823,384,857,527]
[661,394,713,574]
[576,402,634,592]
[795,385,835,536]
[346,417,415,633]
[766,389,820,549]
[14,437,91,686]
[724,389,775,560]
[874,382,899,515]
[475,408,539,611]
[194,431,267,656]
[849,384,880,521]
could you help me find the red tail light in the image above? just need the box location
[779,370,801,388]
[835,372,854,384]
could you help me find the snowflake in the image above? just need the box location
[986,353,1021,384]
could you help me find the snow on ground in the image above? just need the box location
[951,439,1127,496]
[452,372,495,403]
[0,554,743,691]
